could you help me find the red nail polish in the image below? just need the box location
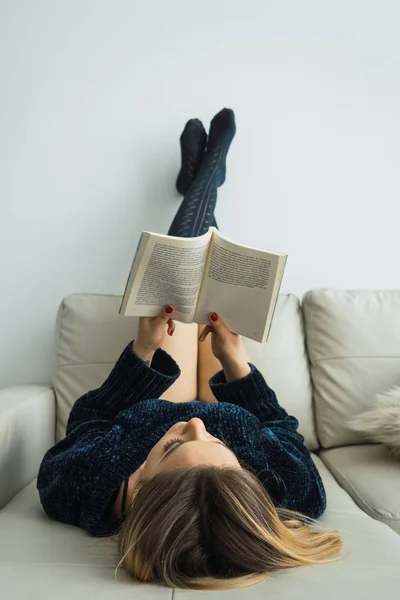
[165,304,173,314]
[210,312,218,322]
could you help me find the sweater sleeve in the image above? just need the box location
[66,341,180,435]
[209,363,293,423]
[256,423,327,519]
[209,364,326,519]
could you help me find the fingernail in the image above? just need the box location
[210,312,218,322]
[165,304,174,314]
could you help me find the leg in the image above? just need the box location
[175,117,224,231]
[158,321,198,402]
[168,108,236,238]
[161,109,235,400]
[197,324,222,402]
[175,119,207,198]
[197,323,252,402]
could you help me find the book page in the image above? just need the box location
[120,229,212,323]
[194,230,283,341]
[260,254,287,342]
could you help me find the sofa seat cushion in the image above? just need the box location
[320,444,400,534]
[1,455,400,599]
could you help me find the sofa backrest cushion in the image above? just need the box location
[302,289,400,448]
[54,293,318,449]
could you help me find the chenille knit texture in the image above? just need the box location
[36,342,327,537]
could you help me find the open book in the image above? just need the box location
[119,227,287,343]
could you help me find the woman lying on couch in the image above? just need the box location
[37,109,342,590]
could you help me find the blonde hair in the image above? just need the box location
[90,466,343,590]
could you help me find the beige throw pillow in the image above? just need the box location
[349,386,400,460]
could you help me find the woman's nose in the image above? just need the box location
[183,418,207,439]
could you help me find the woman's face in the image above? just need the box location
[140,417,241,480]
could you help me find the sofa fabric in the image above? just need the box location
[54,293,318,449]
[2,289,400,599]
[320,444,400,534]
[1,456,400,599]
[302,289,400,448]
[0,385,55,510]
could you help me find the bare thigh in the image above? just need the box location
[197,325,251,402]
[197,324,222,402]
[158,321,198,402]
[158,321,227,403]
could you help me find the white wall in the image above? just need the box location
[1,0,399,388]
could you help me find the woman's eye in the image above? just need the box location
[163,437,184,453]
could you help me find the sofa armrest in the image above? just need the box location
[0,385,56,510]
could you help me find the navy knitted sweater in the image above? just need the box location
[36,341,326,537]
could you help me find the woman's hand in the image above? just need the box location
[133,305,175,364]
[198,312,251,382]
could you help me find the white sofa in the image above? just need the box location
[1,289,400,599]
